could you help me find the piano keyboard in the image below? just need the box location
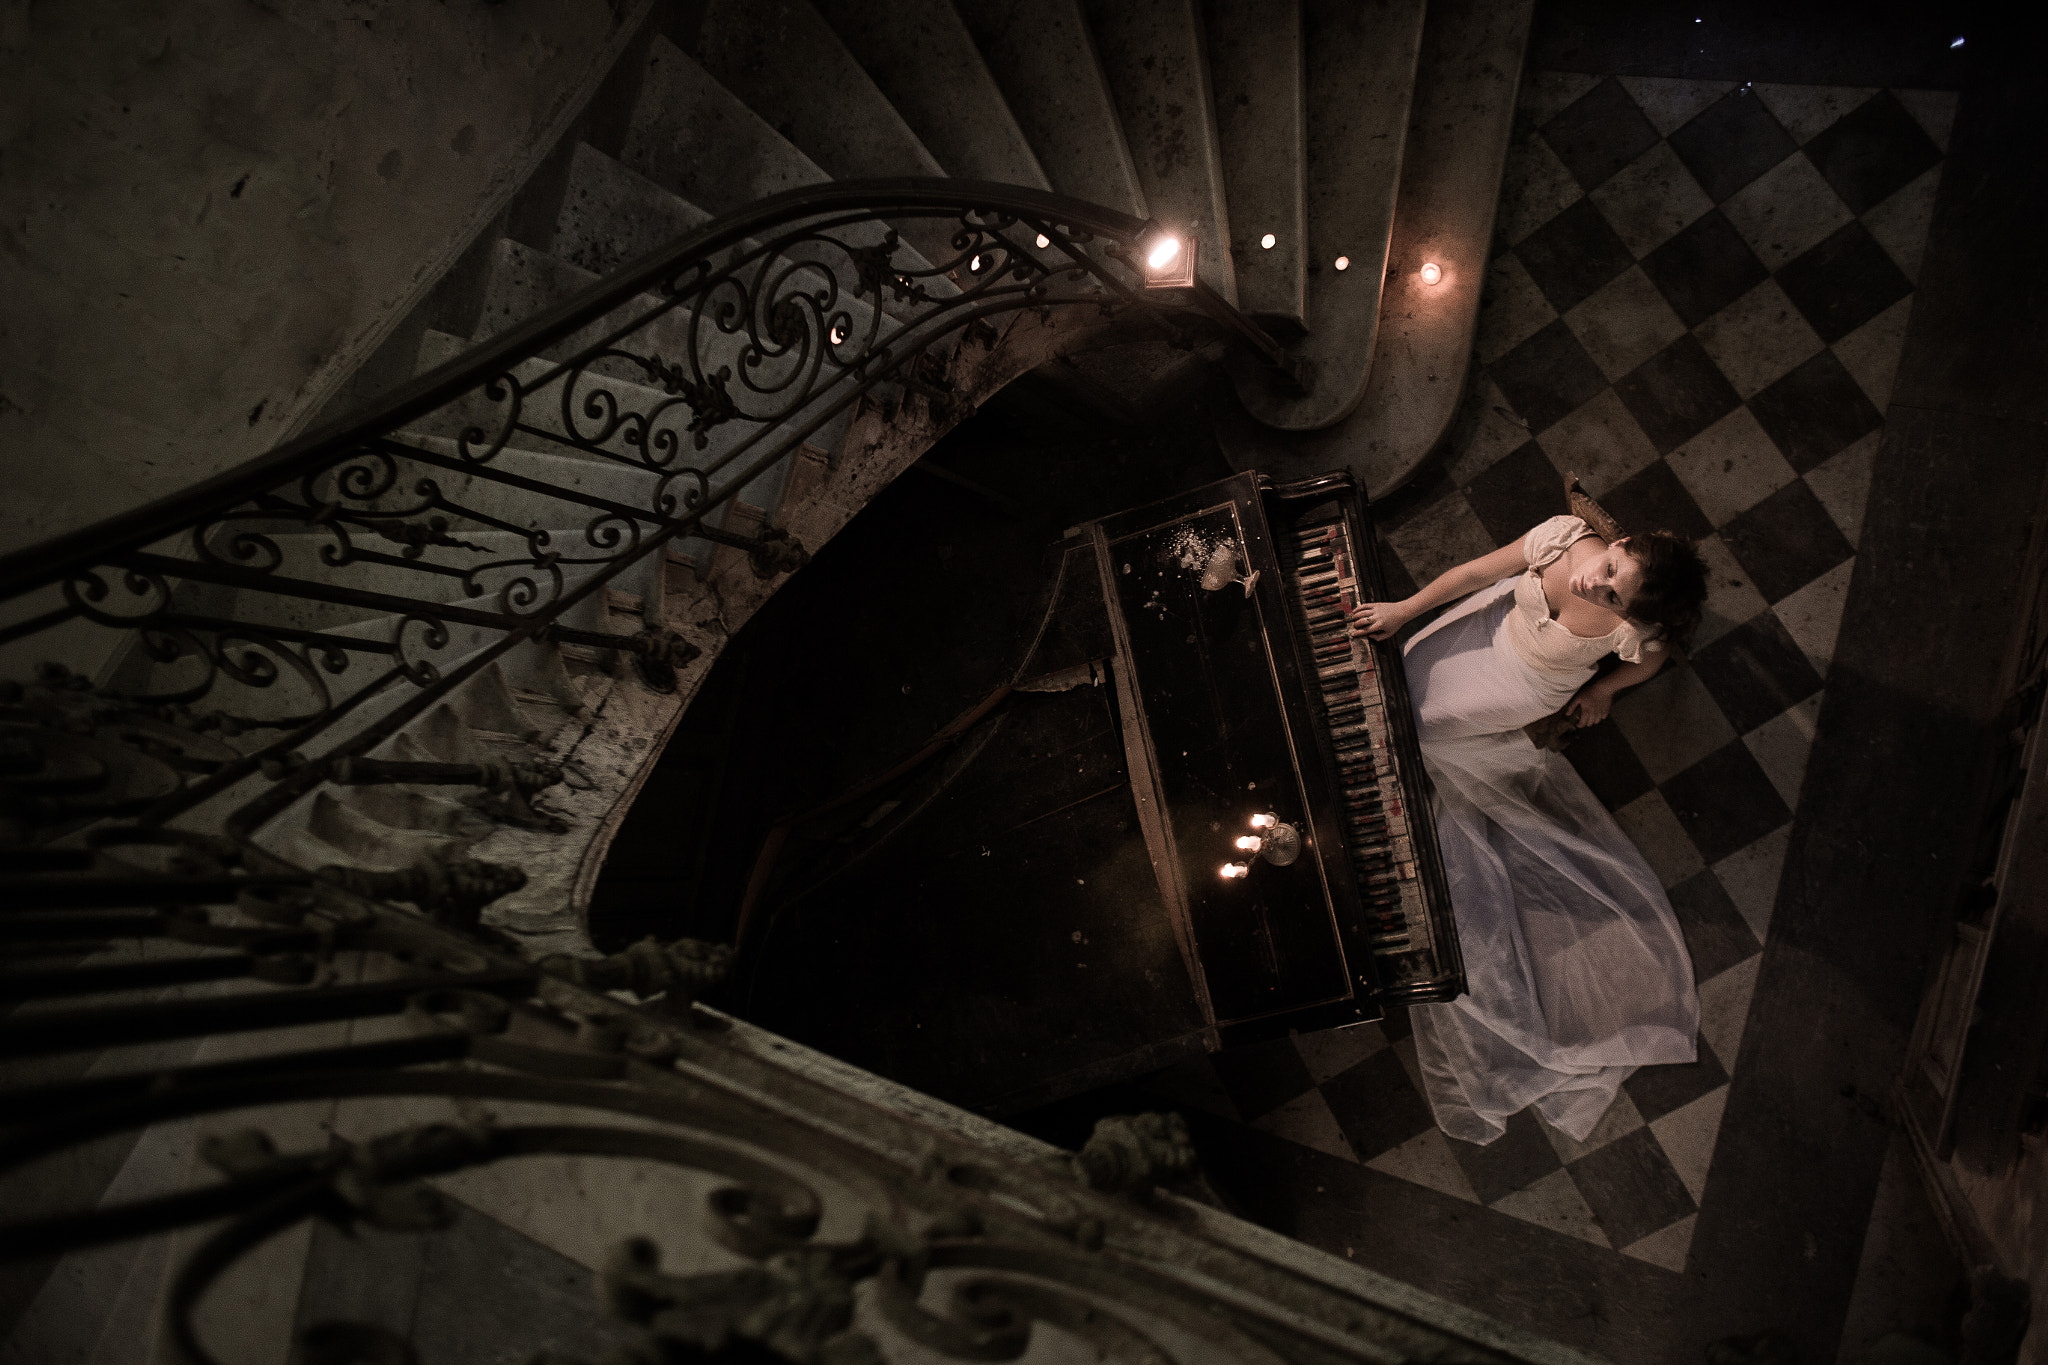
[1284,517,1431,955]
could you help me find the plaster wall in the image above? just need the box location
[0,0,636,557]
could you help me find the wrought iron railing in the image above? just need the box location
[0,182,1591,1365]
[0,892,1584,1364]
[0,180,1273,895]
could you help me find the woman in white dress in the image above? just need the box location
[1349,515,1711,1146]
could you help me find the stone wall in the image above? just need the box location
[0,0,639,556]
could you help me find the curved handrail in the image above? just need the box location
[0,178,1286,875]
[0,180,1168,598]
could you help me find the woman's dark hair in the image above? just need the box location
[1623,531,1709,651]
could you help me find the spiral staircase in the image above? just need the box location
[0,3,1574,1362]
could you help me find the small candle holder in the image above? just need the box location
[1243,812,1301,866]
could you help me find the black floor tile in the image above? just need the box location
[1373,529,1419,601]
[1775,220,1913,344]
[1597,458,1714,542]
[1667,87,1797,203]
[1542,76,1662,191]
[1640,211,1772,329]
[1620,1035,1730,1127]
[1209,1035,1314,1123]
[1667,869,1763,985]
[1564,717,1656,810]
[1463,441,1568,547]
[1747,350,1885,472]
[1689,612,1825,734]
[1802,89,1942,215]
[1718,479,1856,603]
[1513,198,1637,313]
[1615,335,1743,454]
[1448,1107,1563,1204]
[1660,741,1793,865]
[1568,1126,1699,1249]
[1489,319,1611,434]
[1320,1044,1435,1159]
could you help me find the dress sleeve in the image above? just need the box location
[1613,622,1666,664]
[1521,515,1591,570]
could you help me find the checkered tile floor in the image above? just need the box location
[1143,73,1954,1271]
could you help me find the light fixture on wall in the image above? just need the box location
[1260,233,1276,249]
[1420,261,1443,286]
[1142,229,1197,289]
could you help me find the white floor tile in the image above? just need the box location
[1698,955,1760,1080]
[1365,1126,1481,1204]
[1476,252,1560,364]
[1744,693,1823,809]
[1564,266,1690,382]
[1617,76,1736,136]
[1534,388,1662,497]
[1253,1089,1360,1164]
[1668,406,1803,524]
[1614,789,1709,889]
[1714,823,1790,944]
[1293,1022,1389,1086]
[1892,88,1959,152]
[1497,133,1587,248]
[1589,142,1714,259]
[1805,430,1881,548]
[1751,84,1878,144]
[1721,152,1856,270]
[1775,559,1855,676]
[1446,378,1539,486]
[1538,1090,1646,1164]
[1833,295,1914,411]
[1621,1213,1697,1272]
[1611,663,1741,783]
[1862,165,1942,283]
[1694,280,1826,401]
[1491,1167,1612,1248]
[1385,488,1499,587]
[1520,72,1603,126]
[1693,534,1773,650]
[1649,1084,1728,1203]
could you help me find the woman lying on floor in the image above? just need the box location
[1351,514,1710,1146]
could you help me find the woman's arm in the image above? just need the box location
[1350,541,1529,640]
[1564,647,1677,724]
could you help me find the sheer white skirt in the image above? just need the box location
[1401,578,1699,1145]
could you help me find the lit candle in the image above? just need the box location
[1235,835,1262,852]
[1250,813,1273,829]
[1220,862,1249,879]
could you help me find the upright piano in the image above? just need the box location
[1057,470,1462,1042]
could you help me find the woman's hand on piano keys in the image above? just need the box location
[1350,601,1409,641]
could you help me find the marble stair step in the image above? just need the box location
[1214,0,1532,494]
[1082,0,1237,304]
[1229,0,1426,431]
[670,9,971,281]
[1207,0,1307,327]
[551,140,713,280]
[811,0,1051,189]
[953,0,1145,218]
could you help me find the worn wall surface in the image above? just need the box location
[0,0,634,556]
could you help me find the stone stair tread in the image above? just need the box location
[953,0,1146,217]
[811,0,1051,189]
[680,4,969,276]
[1229,0,1426,431]
[1215,0,1531,493]
[1082,0,1236,304]
[552,141,714,279]
[1207,0,1307,327]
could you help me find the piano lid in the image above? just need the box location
[1085,473,1382,1036]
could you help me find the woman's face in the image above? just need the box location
[1568,538,1646,615]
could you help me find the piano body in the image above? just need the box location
[736,469,1462,1109]
[1062,471,1462,1044]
